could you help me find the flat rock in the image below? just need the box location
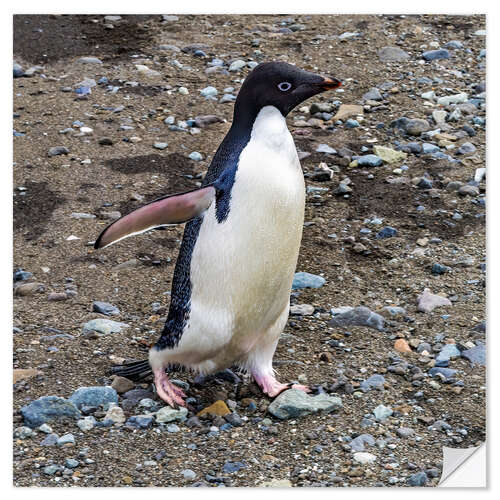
[373,145,407,164]
[417,288,452,313]
[378,46,410,62]
[14,368,42,384]
[267,389,342,420]
[290,304,315,316]
[82,318,129,335]
[68,386,118,409]
[92,301,120,316]
[332,104,363,122]
[111,376,135,394]
[329,306,385,332]
[461,344,486,366]
[360,374,385,392]
[156,406,188,423]
[353,452,377,465]
[21,396,81,428]
[292,272,326,289]
[197,400,230,417]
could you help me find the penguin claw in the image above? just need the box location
[252,373,309,398]
[153,369,187,408]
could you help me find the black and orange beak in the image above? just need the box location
[319,76,342,91]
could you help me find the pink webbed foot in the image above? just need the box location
[153,369,187,408]
[252,373,311,398]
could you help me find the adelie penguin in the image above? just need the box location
[94,61,341,407]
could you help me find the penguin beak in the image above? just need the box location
[318,77,342,91]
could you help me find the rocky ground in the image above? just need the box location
[13,14,486,487]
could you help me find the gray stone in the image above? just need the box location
[268,389,342,420]
[77,57,103,64]
[353,452,377,465]
[48,146,69,157]
[82,318,129,335]
[360,374,385,392]
[378,46,410,62]
[21,396,81,428]
[396,427,415,438]
[357,154,383,167]
[57,433,75,446]
[405,119,430,136]
[229,60,246,72]
[316,143,337,154]
[349,433,375,452]
[155,406,188,423]
[77,416,96,431]
[68,386,118,409]
[329,306,385,332]
[40,433,59,446]
[292,272,325,289]
[461,344,486,366]
[407,471,428,486]
[181,469,197,480]
[92,301,120,316]
[363,88,383,101]
[373,404,393,422]
[422,49,450,61]
[417,289,452,313]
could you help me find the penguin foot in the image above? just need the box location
[252,373,311,398]
[153,369,187,408]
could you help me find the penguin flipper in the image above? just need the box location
[94,185,216,249]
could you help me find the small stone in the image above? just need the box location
[68,386,118,409]
[223,461,246,473]
[457,142,477,155]
[48,292,67,301]
[57,433,75,446]
[332,104,363,122]
[316,144,337,154]
[200,86,218,98]
[422,49,451,61]
[65,458,79,468]
[98,137,113,146]
[156,406,188,423]
[417,289,452,313]
[189,152,203,161]
[14,426,34,439]
[21,396,81,428]
[41,433,59,446]
[290,304,315,316]
[154,142,168,150]
[363,88,382,101]
[373,145,407,164]
[357,154,383,167]
[229,60,246,72]
[292,272,326,289]
[349,434,376,452]
[181,469,197,480]
[13,368,42,384]
[267,389,342,420]
[360,375,385,392]
[437,93,468,106]
[373,404,393,422]
[405,119,430,136]
[396,427,415,438]
[14,282,44,296]
[353,452,377,465]
[127,415,154,429]
[378,46,410,62]
[260,479,293,487]
[329,306,385,332]
[461,344,486,366]
[82,318,129,335]
[105,405,126,424]
[92,301,120,316]
[197,400,230,417]
[48,146,69,157]
[394,339,411,353]
[376,226,398,239]
[111,376,135,394]
[77,57,103,64]
[407,471,428,486]
[77,416,96,431]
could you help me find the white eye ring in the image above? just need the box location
[278,82,292,91]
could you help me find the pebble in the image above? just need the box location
[290,304,315,315]
[375,226,398,239]
[111,376,135,394]
[353,452,377,465]
[92,301,120,316]
[394,339,411,353]
[357,154,383,167]
[329,306,385,332]
[349,434,375,452]
[292,272,326,289]
[68,386,118,409]
[21,396,81,428]
[57,433,75,446]
[156,406,188,423]
[65,458,79,468]
[372,145,407,164]
[378,46,410,62]
[197,400,230,417]
[189,151,203,161]
[405,118,430,136]
[373,404,393,422]
[429,367,457,380]
[105,406,126,424]
[422,49,450,61]
[82,318,129,335]
[396,427,415,438]
[167,424,180,433]
[200,86,218,98]
[154,142,168,150]
[360,375,385,392]
[223,461,246,473]
[461,344,486,366]
[181,469,197,480]
[48,146,69,157]
[41,433,59,446]
[332,104,363,122]
[437,93,468,106]
[457,142,476,155]
[77,416,96,431]
[229,60,246,72]
[407,471,428,486]
[267,389,342,420]
[127,415,154,429]
[417,288,452,313]
[316,144,337,154]
[77,57,103,64]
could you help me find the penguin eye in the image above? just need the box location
[278,82,292,92]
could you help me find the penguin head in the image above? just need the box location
[234,61,341,119]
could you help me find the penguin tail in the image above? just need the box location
[109,359,152,381]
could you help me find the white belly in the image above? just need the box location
[164,106,305,370]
